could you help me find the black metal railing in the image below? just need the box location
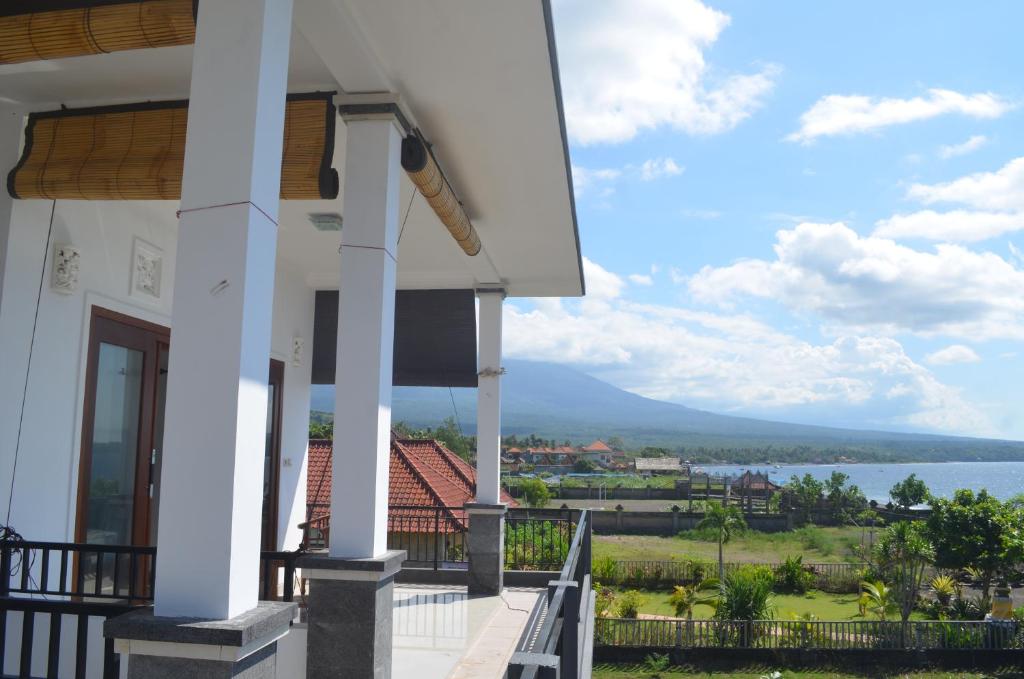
[599,559,865,590]
[508,509,593,679]
[0,539,304,678]
[387,505,468,569]
[505,510,574,571]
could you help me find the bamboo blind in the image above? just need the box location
[0,0,196,65]
[7,94,338,201]
[401,135,481,256]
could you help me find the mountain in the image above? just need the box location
[310,359,1024,462]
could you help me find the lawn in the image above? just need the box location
[594,526,866,564]
[593,667,1020,679]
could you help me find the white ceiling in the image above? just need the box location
[0,0,584,298]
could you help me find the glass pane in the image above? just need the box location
[86,342,144,546]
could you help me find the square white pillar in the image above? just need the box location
[330,115,404,559]
[475,289,504,505]
[153,0,293,620]
[0,109,22,316]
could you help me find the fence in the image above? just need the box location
[0,539,303,678]
[506,510,574,571]
[600,560,864,591]
[387,505,469,569]
[595,618,1023,651]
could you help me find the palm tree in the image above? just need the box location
[669,578,720,619]
[698,504,746,580]
[859,580,898,621]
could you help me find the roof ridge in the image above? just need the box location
[393,440,465,515]
[431,440,476,491]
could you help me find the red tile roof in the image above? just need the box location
[582,440,613,452]
[306,437,516,533]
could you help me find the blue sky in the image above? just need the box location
[502,0,1024,440]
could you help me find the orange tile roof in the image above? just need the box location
[306,437,516,533]
[582,439,613,452]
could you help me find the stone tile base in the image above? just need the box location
[298,550,406,679]
[104,601,296,679]
[465,503,506,596]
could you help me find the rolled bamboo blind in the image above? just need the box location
[7,93,339,201]
[400,135,481,256]
[0,0,197,65]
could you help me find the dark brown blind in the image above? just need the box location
[312,290,478,388]
[7,93,338,201]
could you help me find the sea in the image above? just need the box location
[698,461,1024,503]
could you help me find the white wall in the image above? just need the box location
[0,198,313,550]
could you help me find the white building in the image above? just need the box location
[0,2,589,678]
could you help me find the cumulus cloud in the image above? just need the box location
[640,157,684,181]
[925,345,981,366]
[571,165,620,197]
[552,0,778,144]
[786,89,1011,143]
[873,157,1024,242]
[688,222,1024,340]
[938,135,988,159]
[503,276,990,434]
[628,273,654,286]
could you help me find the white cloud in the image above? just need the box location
[628,273,654,286]
[688,222,1024,340]
[907,157,1024,211]
[571,165,621,196]
[925,344,981,366]
[669,267,687,285]
[504,283,990,434]
[552,0,778,144]
[582,256,625,300]
[938,135,988,159]
[874,210,1024,242]
[1011,241,1023,266]
[874,157,1024,242]
[640,157,684,181]
[786,89,1011,143]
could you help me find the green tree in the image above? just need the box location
[606,436,626,451]
[669,578,720,619]
[824,471,867,524]
[573,458,597,473]
[859,580,897,621]
[873,521,933,623]
[520,478,551,508]
[784,474,824,525]
[698,504,747,580]
[889,474,930,511]
[925,489,1022,603]
[309,421,333,439]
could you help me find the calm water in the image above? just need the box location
[699,462,1024,503]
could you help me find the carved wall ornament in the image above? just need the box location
[130,237,163,302]
[52,244,80,294]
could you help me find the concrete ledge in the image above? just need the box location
[298,550,406,582]
[465,502,508,515]
[104,601,297,649]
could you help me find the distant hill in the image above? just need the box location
[310,359,1024,462]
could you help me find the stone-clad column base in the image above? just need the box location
[104,601,297,679]
[466,502,506,595]
[298,550,406,679]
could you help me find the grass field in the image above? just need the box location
[594,526,866,564]
[593,666,1021,679]
[605,587,928,621]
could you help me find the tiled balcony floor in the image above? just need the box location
[393,585,542,679]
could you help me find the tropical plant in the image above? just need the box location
[873,521,933,623]
[859,580,898,621]
[669,578,720,619]
[520,478,551,508]
[889,474,930,511]
[592,556,620,584]
[643,653,671,678]
[716,566,775,622]
[784,474,825,525]
[594,584,616,618]
[616,590,646,618]
[774,555,815,594]
[929,574,958,607]
[697,503,746,580]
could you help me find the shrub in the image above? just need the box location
[930,574,958,606]
[716,565,775,621]
[643,653,671,678]
[818,567,863,594]
[616,590,646,618]
[774,555,815,594]
[593,556,620,584]
[795,526,833,556]
[947,595,985,621]
[594,584,616,618]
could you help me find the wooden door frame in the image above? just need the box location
[264,359,285,551]
[74,306,170,547]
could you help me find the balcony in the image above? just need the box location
[0,510,593,679]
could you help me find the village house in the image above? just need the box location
[0,2,590,678]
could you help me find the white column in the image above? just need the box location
[154,0,293,619]
[475,289,504,505]
[0,109,22,317]
[330,115,403,558]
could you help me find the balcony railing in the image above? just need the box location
[0,539,304,678]
[507,509,593,679]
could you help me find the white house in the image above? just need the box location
[0,1,587,678]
